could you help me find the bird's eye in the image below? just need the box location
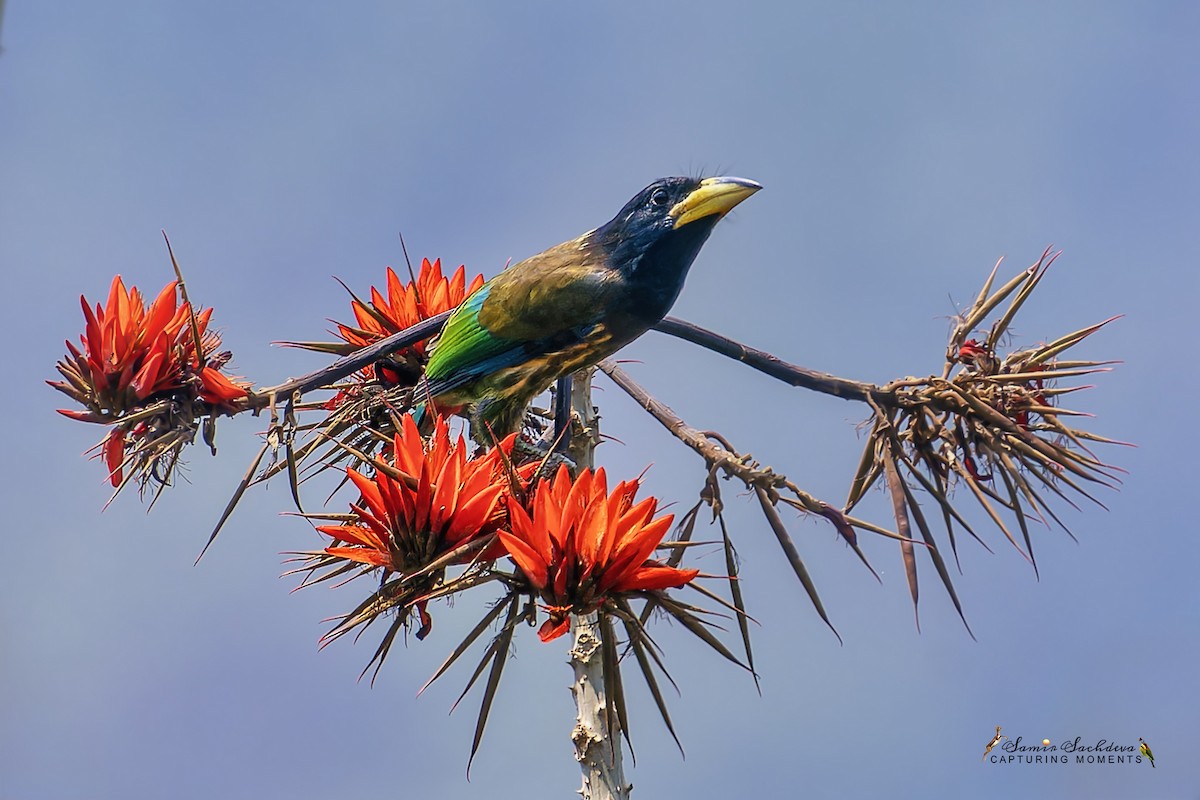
[650,188,670,207]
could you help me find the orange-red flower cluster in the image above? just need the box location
[55,276,246,412]
[314,413,538,638]
[319,258,485,408]
[51,275,249,486]
[316,413,535,569]
[337,258,484,360]
[500,465,697,642]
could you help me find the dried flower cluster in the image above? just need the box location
[840,249,1124,626]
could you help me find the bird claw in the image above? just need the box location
[513,436,577,477]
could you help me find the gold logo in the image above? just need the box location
[982,727,1155,766]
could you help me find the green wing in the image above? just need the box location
[423,239,621,397]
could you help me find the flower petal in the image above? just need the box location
[103,429,124,487]
[323,545,393,568]
[611,564,698,593]
[199,367,249,405]
[537,616,570,643]
[498,528,549,590]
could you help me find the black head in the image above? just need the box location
[590,175,761,319]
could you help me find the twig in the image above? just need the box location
[599,359,895,626]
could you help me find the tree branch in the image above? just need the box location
[599,359,903,637]
[599,359,880,539]
[653,316,892,404]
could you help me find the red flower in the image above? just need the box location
[316,413,534,568]
[500,465,697,642]
[337,258,484,359]
[957,338,991,367]
[313,413,536,638]
[315,258,485,409]
[50,275,250,486]
[52,275,248,412]
[196,367,246,406]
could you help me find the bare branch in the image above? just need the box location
[653,316,889,404]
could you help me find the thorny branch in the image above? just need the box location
[608,247,1123,633]
[600,360,889,643]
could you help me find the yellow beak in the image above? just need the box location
[670,176,762,228]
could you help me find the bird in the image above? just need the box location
[982,726,1007,761]
[1139,737,1155,768]
[417,175,761,439]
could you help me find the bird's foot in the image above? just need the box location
[512,436,577,478]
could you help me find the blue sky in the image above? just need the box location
[2,3,1197,798]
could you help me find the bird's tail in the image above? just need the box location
[408,401,440,438]
[409,402,426,428]
[404,375,440,436]
[407,392,458,437]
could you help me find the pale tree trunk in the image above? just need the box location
[570,612,627,799]
[565,369,629,799]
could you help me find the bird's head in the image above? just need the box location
[589,175,761,317]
